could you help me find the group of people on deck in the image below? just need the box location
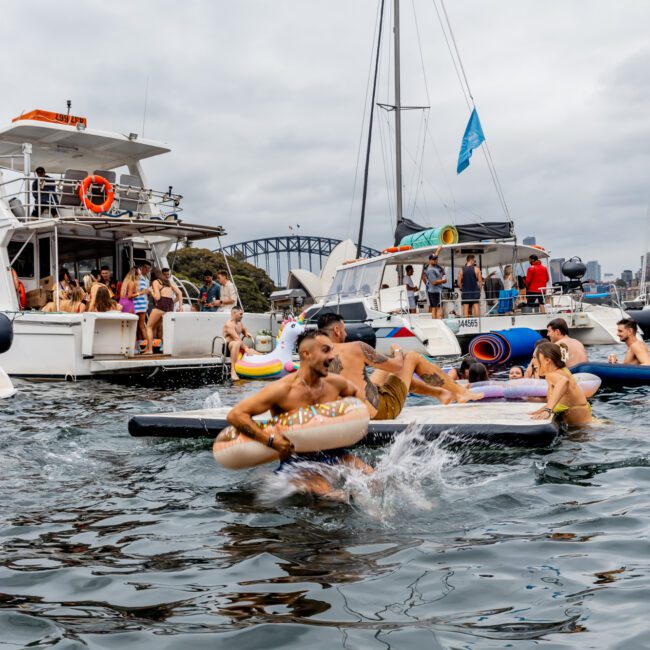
[403,251,550,318]
[227,312,650,498]
[39,262,185,355]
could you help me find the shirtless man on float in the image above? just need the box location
[223,307,260,380]
[608,318,650,365]
[316,313,481,420]
[546,318,588,367]
[227,329,373,498]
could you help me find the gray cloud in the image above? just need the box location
[2,0,649,278]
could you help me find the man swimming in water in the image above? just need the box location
[608,318,650,365]
[227,329,373,498]
[546,318,588,367]
[316,313,481,420]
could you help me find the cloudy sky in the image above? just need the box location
[3,1,649,278]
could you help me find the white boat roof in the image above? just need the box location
[6,215,225,241]
[339,241,550,270]
[0,119,170,173]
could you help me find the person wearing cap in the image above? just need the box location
[420,248,446,319]
[31,166,59,217]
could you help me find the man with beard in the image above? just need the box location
[608,318,650,365]
[317,312,481,420]
[227,329,373,499]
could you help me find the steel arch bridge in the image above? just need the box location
[219,235,380,285]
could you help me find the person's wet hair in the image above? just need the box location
[458,355,477,378]
[617,318,638,334]
[317,312,344,330]
[468,362,489,383]
[296,328,327,352]
[548,318,569,336]
[535,342,568,368]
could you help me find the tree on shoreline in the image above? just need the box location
[172,247,276,312]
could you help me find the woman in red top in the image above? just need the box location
[525,255,549,312]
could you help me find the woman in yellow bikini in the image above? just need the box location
[529,342,593,425]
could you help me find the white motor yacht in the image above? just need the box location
[0,109,273,379]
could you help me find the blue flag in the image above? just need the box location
[456,108,485,174]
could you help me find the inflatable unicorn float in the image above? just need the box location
[232,316,305,379]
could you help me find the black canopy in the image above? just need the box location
[394,219,514,246]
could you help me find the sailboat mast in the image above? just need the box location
[393,0,403,224]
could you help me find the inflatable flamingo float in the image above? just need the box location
[233,317,305,379]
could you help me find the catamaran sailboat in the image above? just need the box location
[299,236,624,354]
[0,109,273,378]
[297,0,624,353]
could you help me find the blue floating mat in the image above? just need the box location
[469,328,542,365]
[571,361,650,385]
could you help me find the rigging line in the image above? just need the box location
[409,110,428,218]
[411,0,431,106]
[439,0,512,222]
[423,115,457,220]
[431,0,471,110]
[377,105,395,226]
[358,0,386,257]
[383,113,453,220]
[381,109,397,220]
[348,0,383,224]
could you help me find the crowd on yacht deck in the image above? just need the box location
[407,250,550,318]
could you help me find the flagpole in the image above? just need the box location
[394,0,404,224]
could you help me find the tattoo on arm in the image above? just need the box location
[360,342,388,365]
[363,369,380,408]
[419,373,444,388]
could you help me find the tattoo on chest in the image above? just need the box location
[364,367,379,408]
[419,372,444,388]
[329,356,343,375]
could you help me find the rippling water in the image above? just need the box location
[1,346,649,648]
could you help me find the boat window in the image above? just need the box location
[328,260,384,298]
[8,241,34,278]
[38,236,51,280]
[56,237,116,282]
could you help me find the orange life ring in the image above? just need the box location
[18,282,26,309]
[381,245,412,254]
[78,175,114,214]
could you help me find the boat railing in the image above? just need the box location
[0,170,183,222]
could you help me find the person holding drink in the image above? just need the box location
[199,270,221,311]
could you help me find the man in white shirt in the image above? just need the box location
[216,270,237,311]
[404,265,418,313]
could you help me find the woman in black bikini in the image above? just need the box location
[144,268,183,354]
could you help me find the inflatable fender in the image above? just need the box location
[213,397,370,470]
[0,314,13,355]
[234,318,305,379]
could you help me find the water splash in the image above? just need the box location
[203,391,223,409]
[257,425,462,522]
